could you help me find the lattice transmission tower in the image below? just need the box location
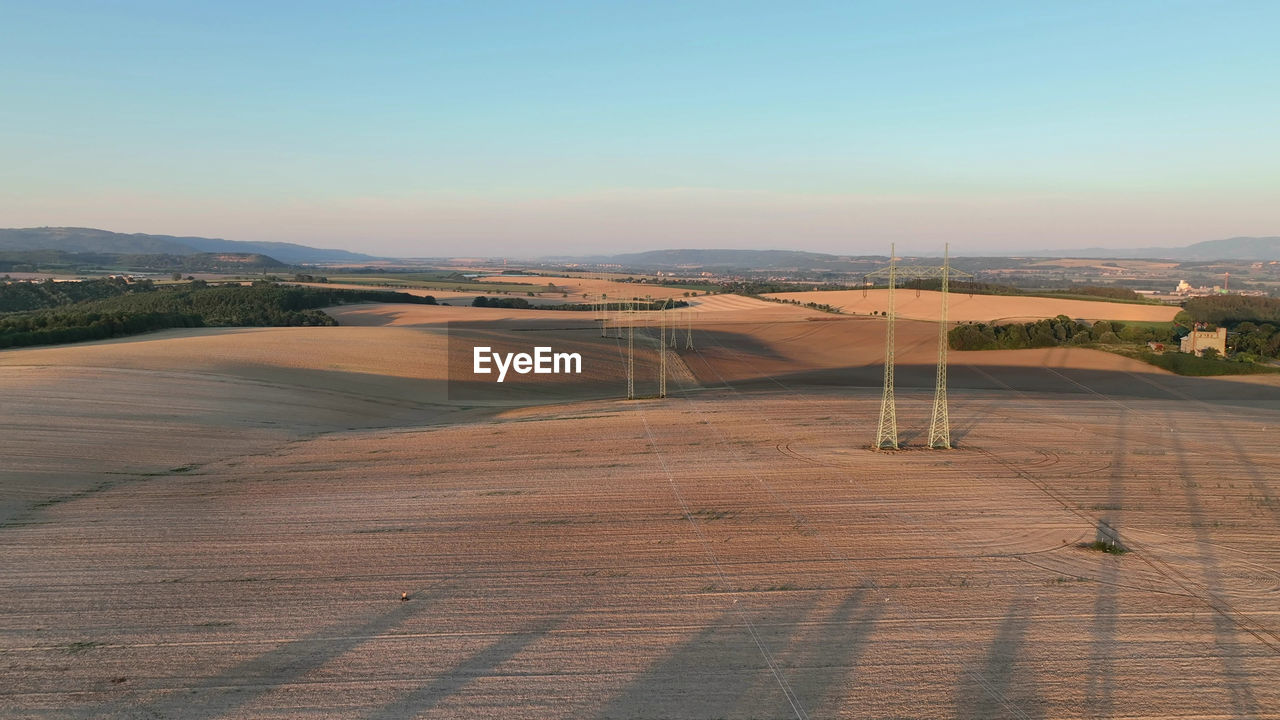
[865,244,971,450]
[626,301,635,400]
[874,245,898,449]
[928,244,952,448]
[658,301,667,398]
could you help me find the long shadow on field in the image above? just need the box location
[188,364,450,417]
[948,395,1011,445]
[685,336,1280,409]
[1085,409,1127,718]
[1124,369,1280,527]
[1165,429,1262,716]
[954,599,1043,720]
[694,328,793,364]
[748,588,882,718]
[95,582,450,720]
[365,609,572,719]
[1046,367,1265,716]
[595,595,816,720]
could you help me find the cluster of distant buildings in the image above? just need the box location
[1173,277,1268,298]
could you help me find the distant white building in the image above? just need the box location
[1180,326,1227,357]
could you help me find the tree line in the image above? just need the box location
[0,276,146,312]
[948,316,1174,351]
[0,280,436,349]
[1178,295,1280,359]
[472,296,688,311]
[1181,295,1280,325]
[948,296,1280,361]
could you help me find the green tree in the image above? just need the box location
[1119,324,1152,343]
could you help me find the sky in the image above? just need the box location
[2,0,1278,257]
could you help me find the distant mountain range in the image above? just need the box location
[562,236,1280,269]
[1023,236,1280,261]
[608,248,880,271]
[547,249,887,272]
[0,227,378,265]
[0,249,288,273]
[4,228,1276,269]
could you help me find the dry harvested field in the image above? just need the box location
[764,289,1180,324]
[289,277,693,306]
[3,298,1279,719]
[1024,259,1180,272]
[286,282,580,306]
[473,276,694,301]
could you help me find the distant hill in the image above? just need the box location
[0,249,288,273]
[0,227,194,255]
[613,249,837,267]
[562,248,886,272]
[1029,236,1280,261]
[178,238,375,264]
[0,227,378,264]
[552,237,1280,270]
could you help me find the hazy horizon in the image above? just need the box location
[4,1,1278,256]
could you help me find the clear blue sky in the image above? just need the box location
[2,1,1277,256]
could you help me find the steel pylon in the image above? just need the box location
[626,302,635,400]
[658,302,667,398]
[928,244,951,449]
[875,244,899,450]
[667,300,678,349]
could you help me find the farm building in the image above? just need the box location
[1179,325,1227,357]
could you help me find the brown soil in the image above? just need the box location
[2,302,1278,718]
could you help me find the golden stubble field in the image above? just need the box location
[2,297,1278,719]
[287,276,694,307]
[764,289,1181,324]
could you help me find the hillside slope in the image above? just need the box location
[0,227,376,264]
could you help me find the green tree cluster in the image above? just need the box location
[0,276,148,312]
[473,296,533,309]
[949,316,1174,351]
[1182,295,1280,326]
[0,281,436,349]
[1180,296,1280,359]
